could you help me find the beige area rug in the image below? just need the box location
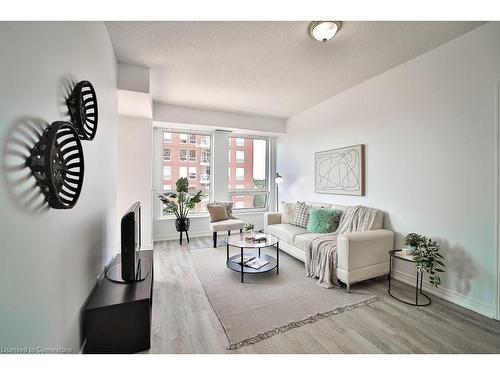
[191,246,379,350]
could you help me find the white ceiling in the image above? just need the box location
[106,21,483,119]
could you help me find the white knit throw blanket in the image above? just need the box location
[305,205,379,288]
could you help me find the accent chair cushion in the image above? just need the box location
[207,201,235,220]
[307,208,342,233]
[207,205,229,222]
[267,223,309,244]
[209,219,245,232]
[280,201,296,224]
[291,201,310,228]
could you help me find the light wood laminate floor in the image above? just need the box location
[149,237,500,354]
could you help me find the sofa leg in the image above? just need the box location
[346,283,351,293]
[213,232,217,248]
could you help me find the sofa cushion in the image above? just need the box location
[291,201,310,228]
[267,223,309,244]
[209,219,245,231]
[294,232,331,251]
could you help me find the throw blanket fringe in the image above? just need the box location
[306,205,379,288]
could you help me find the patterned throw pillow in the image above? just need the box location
[281,201,296,224]
[291,201,310,228]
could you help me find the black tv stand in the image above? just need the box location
[84,250,154,353]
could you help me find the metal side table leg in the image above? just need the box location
[240,247,244,283]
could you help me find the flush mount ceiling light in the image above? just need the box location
[308,21,342,43]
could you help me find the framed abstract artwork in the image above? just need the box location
[314,144,365,196]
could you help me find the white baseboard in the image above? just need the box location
[154,230,212,242]
[141,245,153,251]
[392,269,496,318]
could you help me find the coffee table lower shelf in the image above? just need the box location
[226,253,278,283]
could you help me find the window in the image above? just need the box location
[163,148,171,161]
[200,166,210,184]
[236,167,244,181]
[160,130,212,214]
[179,166,187,178]
[163,132,172,143]
[163,166,171,180]
[179,149,187,161]
[236,150,245,163]
[189,167,196,180]
[200,136,210,147]
[201,148,210,164]
[189,149,196,162]
[228,150,231,162]
[228,136,268,210]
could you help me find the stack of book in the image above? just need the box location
[237,256,269,269]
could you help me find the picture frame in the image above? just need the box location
[314,144,365,196]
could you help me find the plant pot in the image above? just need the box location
[175,218,190,232]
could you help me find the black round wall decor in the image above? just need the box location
[66,80,98,140]
[28,121,85,209]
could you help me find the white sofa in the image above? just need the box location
[264,203,394,292]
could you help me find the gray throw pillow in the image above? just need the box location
[291,201,310,228]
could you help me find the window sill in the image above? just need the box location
[156,210,268,221]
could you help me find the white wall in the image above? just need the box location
[117,116,153,249]
[0,22,118,351]
[278,22,500,317]
[0,22,117,352]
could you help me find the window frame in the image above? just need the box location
[163,148,171,161]
[155,127,271,221]
[179,149,187,162]
[158,129,214,218]
[163,165,171,181]
[235,150,245,164]
[228,135,270,212]
[189,149,197,162]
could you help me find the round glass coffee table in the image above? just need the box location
[224,233,279,283]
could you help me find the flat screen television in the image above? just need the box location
[121,201,141,282]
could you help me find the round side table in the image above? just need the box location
[388,249,431,306]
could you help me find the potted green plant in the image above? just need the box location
[413,236,446,288]
[158,177,202,238]
[404,232,446,288]
[405,232,423,253]
[243,223,255,239]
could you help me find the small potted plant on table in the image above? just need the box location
[243,223,255,240]
[158,177,202,244]
[404,232,446,288]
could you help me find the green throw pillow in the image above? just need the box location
[307,208,342,233]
